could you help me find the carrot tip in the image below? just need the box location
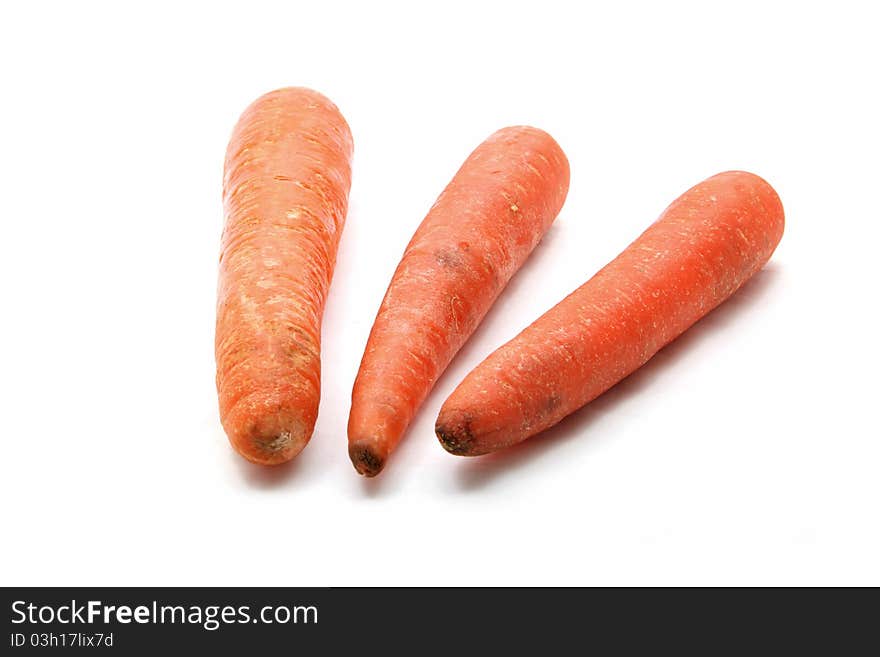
[435,421,475,456]
[232,424,310,466]
[349,442,386,477]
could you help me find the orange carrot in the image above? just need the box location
[216,87,353,465]
[436,171,784,456]
[348,127,570,476]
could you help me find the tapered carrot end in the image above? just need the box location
[349,441,386,477]
[233,425,311,466]
[244,430,309,465]
[435,414,477,456]
[222,403,314,466]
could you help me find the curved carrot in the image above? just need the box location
[216,87,353,465]
[348,126,570,476]
[436,171,784,456]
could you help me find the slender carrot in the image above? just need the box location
[348,126,570,476]
[436,171,784,456]
[216,87,353,465]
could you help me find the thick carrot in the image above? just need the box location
[436,171,784,456]
[216,87,353,465]
[348,126,569,476]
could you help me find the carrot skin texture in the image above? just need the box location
[436,171,784,456]
[216,88,353,465]
[348,127,570,476]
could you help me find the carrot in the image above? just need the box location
[348,126,570,476]
[216,87,353,465]
[436,170,784,456]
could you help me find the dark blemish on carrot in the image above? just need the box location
[436,417,475,455]
[349,443,385,477]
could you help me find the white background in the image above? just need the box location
[1,1,878,586]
